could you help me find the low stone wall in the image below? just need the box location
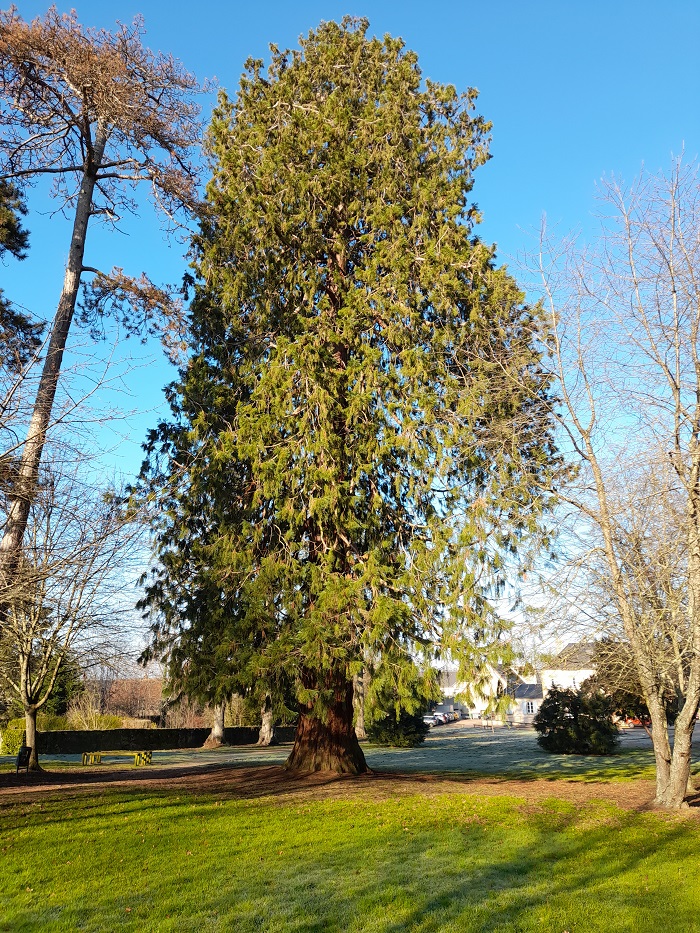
[36,725,296,755]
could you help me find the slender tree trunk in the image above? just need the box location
[203,701,227,748]
[0,133,106,597]
[646,688,700,807]
[257,694,275,746]
[24,706,40,771]
[286,669,368,774]
[644,690,673,802]
[353,671,367,740]
[652,490,700,807]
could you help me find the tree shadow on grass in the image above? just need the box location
[4,790,697,933]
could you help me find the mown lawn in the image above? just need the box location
[1,786,699,932]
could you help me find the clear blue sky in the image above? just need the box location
[5,0,700,481]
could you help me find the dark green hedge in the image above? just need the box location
[27,726,296,755]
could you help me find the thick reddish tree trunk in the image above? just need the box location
[286,672,368,774]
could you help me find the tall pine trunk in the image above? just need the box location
[286,669,368,773]
[203,701,227,748]
[0,132,106,598]
[257,694,275,746]
[353,671,367,740]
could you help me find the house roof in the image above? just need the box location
[546,642,596,671]
[514,683,543,700]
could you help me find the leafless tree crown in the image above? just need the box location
[0,5,203,220]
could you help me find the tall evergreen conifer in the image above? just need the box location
[140,19,558,773]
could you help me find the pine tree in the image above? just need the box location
[140,18,559,773]
[0,180,42,374]
[0,8,202,603]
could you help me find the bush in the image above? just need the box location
[37,713,72,731]
[92,714,123,730]
[364,655,439,748]
[366,707,429,748]
[534,686,619,755]
[0,717,26,755]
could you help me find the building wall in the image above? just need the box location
[510,699,542,725]
[439,664,508,718]
[540,668,595,693]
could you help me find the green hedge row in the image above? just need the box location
[0,725,297,755]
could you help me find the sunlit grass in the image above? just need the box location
[364,730,661,782]
[1,788,699,932]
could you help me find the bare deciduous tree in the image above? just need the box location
[0,7,202,597]
[0,462,140,768]
[534,159,700,808]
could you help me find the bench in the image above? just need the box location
[81,752,103,765]
[81,751,152,767]
[16,745,31,773]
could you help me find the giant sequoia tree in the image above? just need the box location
[141,19,558,773]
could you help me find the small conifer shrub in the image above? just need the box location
[534,686,619,755]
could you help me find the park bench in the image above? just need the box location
[81,751,152,767]
[16,745,31,773]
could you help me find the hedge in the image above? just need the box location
[0,725,297,755]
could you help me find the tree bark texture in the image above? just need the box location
[24,707,40,770]
[257,695,275,746]
[203,701,227,748]
[286,672,368,773]
[353,671,367,740]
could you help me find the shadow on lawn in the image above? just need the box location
[8,790,696,933]
[366,814,697,933]
[200,802,698,933]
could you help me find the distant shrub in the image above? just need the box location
[93,714,123,730]
[366,707,430,748]
[66,699,123,730]
[37,713,72,731]
[0,718,26,755]
[364,653,439,748]
[534,687,619,755]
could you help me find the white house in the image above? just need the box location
[435,660,509,718]
[540,642,596,693]
[511,682,544,724]
[509,642,597,725]
[433,642,598,725]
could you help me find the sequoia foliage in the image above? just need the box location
[140,19,559,773]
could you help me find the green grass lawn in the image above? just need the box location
[1,786,699,932]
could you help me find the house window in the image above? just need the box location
[525,701,535,714]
